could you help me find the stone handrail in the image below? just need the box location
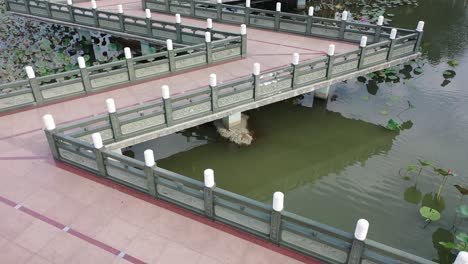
[144,0,418,43]
[42,128,436,264]
[51,31,421,146]
[5,0,241,44]
[0,35,244,113]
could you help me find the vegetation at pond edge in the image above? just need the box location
[401,158,468,261]
[305,0,419,22]
[0,0,126,84]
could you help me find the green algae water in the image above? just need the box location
[130,0,468,261]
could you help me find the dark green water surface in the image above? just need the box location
[132,0,468,261]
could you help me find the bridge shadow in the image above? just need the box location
[131,98,398,201]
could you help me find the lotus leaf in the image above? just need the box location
[419,206,440,221]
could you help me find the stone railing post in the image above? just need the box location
[454,251,468,264]
[124,47,136,82]
[326,44,335,79]
[216,0,222,21]
[339,11,348,40]
[67,0,75,23]
[205,32,213,64]
[190,0,195,16]
[305,6,313,36]
[253,62,260,100]
[175,14,182,43]
[165,0,170,12]
[291,53,299,88]
[144,149,157,197]
[77,56,92,93]
[106,98,122,140]
[346,219,369,264]
[387,28,397,61]
[357,36,367,69]
[44,0,52,18]
[166,39,176,72]
[415,21,425,52]
[209,73,218,112]
[270,191,284,244]
[145,9,152,37]
[374,16,384,43]
[203,169,215,219]
[25,66,44,105]
[24,0,31,14]
[42,114,59,160]
[244,0,251,25]
[117,4,125,32]
[162,85,173,126]
[91,0,99,27]
[274,2,281,31]
[240,24,247,58]
[92,132,107,177]
[206,18,212,34]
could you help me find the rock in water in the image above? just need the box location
[214,114,253,146]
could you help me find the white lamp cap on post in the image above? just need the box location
[25,66,35,79]
[308,6,314,16]
[124,47,132,59]
[207,18,213,29]
[77,56,86,69]
[327,44,335,56]
[377,15,384,26]
[209,73,217,87]
[106,98,116,113]
[117,4,123,14]
[205,32,211,43]
[245,0,250,8]
[416,21,425,32]
[360,36,368,48]
[253,62,260,75]
[342,11,348,21]
[161,85,170,99]
[276,2,281,12]
[292,53,300,65]
[390,28,397,40]
[166,39,173,51]
[144,149,156,167]
[67,0,73,5]
[204,169,215,188]
[42,114,56,131]
[92,132,103,149]
[454,251,468,264]
[145,9,151,19]
[217,0,222,3]
[272,192,284,212]
[91,0,97,9]
[354,219,369,241]
[175,13,181,24]
[240,24,247,35]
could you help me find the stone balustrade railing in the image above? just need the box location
[2,0,248,113]
[5,0,240,44]
[41,89,436,264]
[48,31,421,146]
[143,0,418,43]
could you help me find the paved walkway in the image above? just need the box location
[0,1,358,263]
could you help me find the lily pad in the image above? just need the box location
[380,109,389,115]
[447,60,459,67]
[420,206,441,221]
[454,185,468,195]
[418,159,433,167]
[456,205,468,218]
[386,119,400,131]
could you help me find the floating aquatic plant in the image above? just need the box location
[420,206,441,228]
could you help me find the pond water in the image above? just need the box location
[129,0,468,261]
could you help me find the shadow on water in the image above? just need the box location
[133,99,398,201]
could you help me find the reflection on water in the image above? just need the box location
[132,0,468,261]
[141,100,397,202]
